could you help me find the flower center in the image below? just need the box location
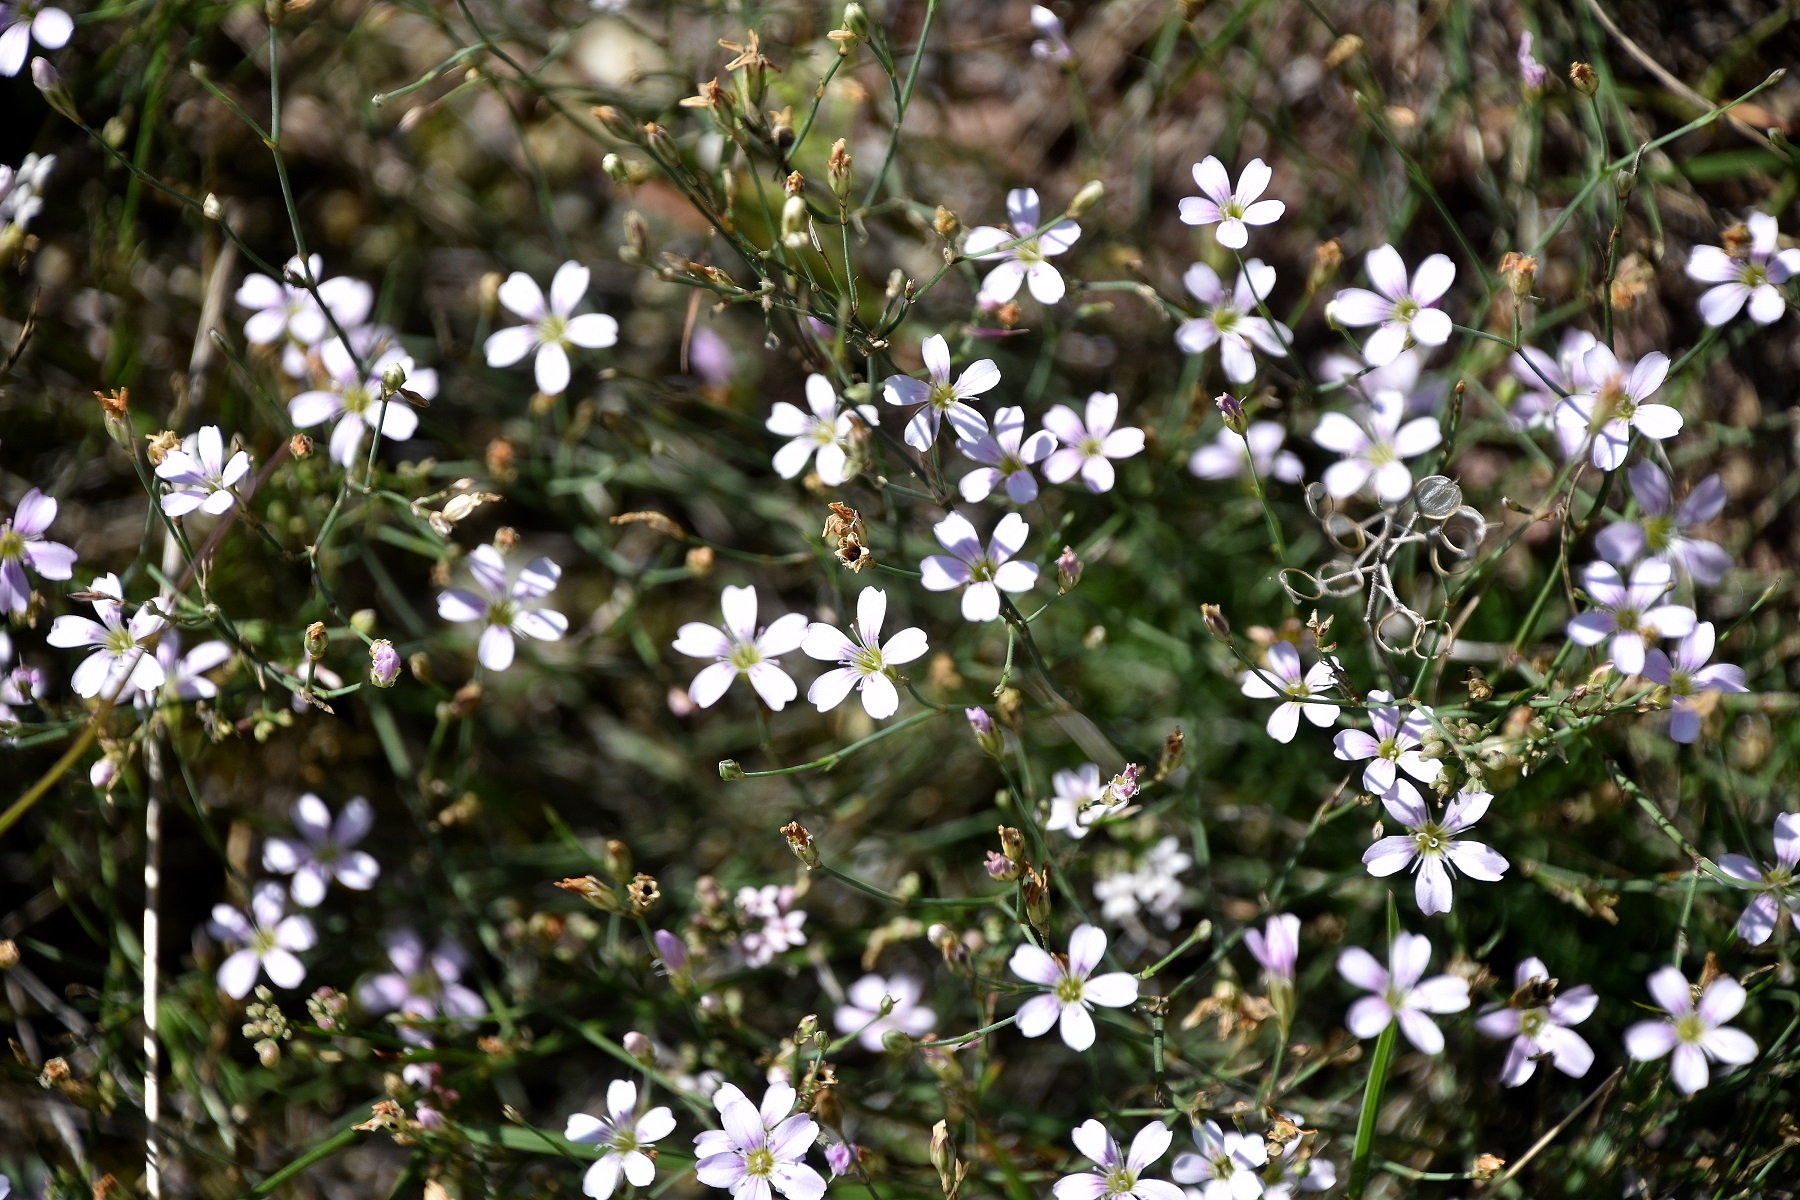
[538,313,568,345]
[928,381,958,411]
[1377,736,1400,761]
[967,556,996,584]
[1079,436,1104,458]
[1740,262,1768,289]
[728,642,764,671]
[610,1129,641,1155]
[745,1148,776,1178]
[1365,439,1399,466]
[1104,1165,1136,1195]
[1223,199,1246,221]
[251,926,279,955]
[1014,239,1044,266]
[1668,670,1694,699]
[1211,305,1241,334]
[490,598,516,628]
[1614,604,1641,631]
[1519,1007,1547,1038]
[1211,1155,1236,1179]
[809,420,839,446]
[1675,1013,1705,1044]
[1394,298,1419,322]
[1284,681,1312,701]
[0,528,21,562]
[1642,514,1675,554]
[1412,820,1448,857]
[997,450,1026,474]
[852,644,884,675]
[104,627,138,656]
[1054,975,1085,1005]
[343,384,373,416]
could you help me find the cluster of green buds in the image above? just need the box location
[242,986,293,1067]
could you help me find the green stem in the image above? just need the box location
[1345,1016,1398,1199]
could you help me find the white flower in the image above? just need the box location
[1029,5,1073,63]
[958,405,1056,503]
[1009,923,1140,1051]
[357,929,486,1040]
[1642,622,1748,744]
[1686,213,1800,326]
[737,885,808,967]
[694,1088,826,1200]
[1245,913,1300,989]
[1055,1121,1184,1200]
[963,188,1082,305]
[235,254,373,356]
[1329,245,1455,367]
[1,486,77,613]
[0,2,71,77]
[920,511,1039,622]
[1330,689,1441,801]
[156,426,251,517]
[1475,957,1597,1087]
[1179,157,1285,249]
[437,544,568,671]
[801,587,928,720]
[1508,329,1596,429]
[1093,837,1190,931]
[1311,390,1441,503]
[1552,344,1680,470]
[1717,812,1800,945]
[1042,392,1145,494]
[566,1080,678,1200]
[1623,965,1757,1095]
[673,584,809,711]
[834,974,937,1050]
[1336,931,1469,1053]
[1046,764,1124,839]
[1189,421,1303,485]
[208,881,317,999]
[261,793,381,908]
[1264,1135,1335,1200]
[1238,642,1339,743]
[1171,1119,1267,1200]
[1175,260,1290,383]
[0,152,55,233]
[1362,786,1509,916]
[696,1082,799,1161]
[140,632,230,706]
[484,261,619,395]
[1565,559,1695,677]
[46,573,166,699]
[1593,462,1732,586]
[767,375,874,485]
[883,333,999,451]
[288,338,434,466]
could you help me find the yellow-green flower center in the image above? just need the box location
[745,1147,776,1178]
[0,529,22,561]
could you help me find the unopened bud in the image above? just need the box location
[653,929,689,972]
[781,194,809,249]
[998,825,1024,864]
[842,3,870,42]
[622,210,650,266]
[1155,727,1185,783]
[591,105,639,141]
[368,639,400,688]
[290,433,313,459]
[782,820,821,869]
[1022,866,1051,933]
[1056,546,1083,594]
[556,875,624,914]
[1569,61,1598,96]
[622,1031,656,1064]
[31,57,73,120]
[1614,168,1636,204]
[1067,179,1104,218]
[1498,252,1537,301]
[719,759,746,781]
[1200,603,1232,644]
[985,851,1019,882]
[828,139,852,203]
[603,153,631,185]
[203,193,224,220]
[932,205,958,237]
[966,706,1003,757]
[1215,392,1247,436]
[1308,239,1343,294]
[380,360,408,395]
[304,621,328,662]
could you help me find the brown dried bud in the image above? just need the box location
[556,875,625,914]
[1155,726,1185,783]
[1473,1153,1505,1182]
[1022,865,1051,934]
[304,621,328,662]
[1720,223,1752,257]
[785,170,805,197]
[621,210,650,266]
[1498,251,1537,301]
[1307,239,1343,294]
[39,1057,70,1087]
[485,437,516,481]
[999,825,1025,865]
[97,387,130,417]
[145,429,180,466]
[996,302,1022,329]
[611,510,688,540]
[1324,34,1363,69]
[1201,603,1233,645]
[686,545,715,575]
[627,873,661,916]
[0,939,18,969]
[782,821,821,869]
[449,681,483,719]
[828,139,852,202]
[932,205,958,237]
[1465,667,1493,702]
[1569,61,1597,96]
[289,433,314,459]
[478,271,503,320]
[493,526,519,552]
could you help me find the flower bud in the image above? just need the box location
[932,205,958,237]
[653,929,689,972]
[1155,727,1185,783]
[781,194,809,249]
[1067,179,1104,218]
[1215,392,1248,436]
[984,851,1019,882]
[719,758,746,781]
[828,139,853,204]
[782,820,821,869]
[368,639,401,688]
[380,360,408,396]
[203,193,224,220]
[998,825,1024,864]
[622,1031,656,1064]
[0,939,17,969]
[1498,251,1537,301]
[591,105,639,141]
[1056,546,1083,594]
[842,3,871,41]
[1200,603,1232,645]
[966,706,1003,757]
[304,621,328,662]
[31,57,74,120]
[1568,61,1598,96]
[290,433,314,459]
[1022,865,1051,933]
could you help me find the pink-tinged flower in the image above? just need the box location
[963,188,1082,305]
[653,929,689,974]
[1475,957,1597,1087]
[1046,763,1125,839]
[693,1088,826,1200]
[1363,786,1509,916]
[1010,923,1139,1051]
[565,1079,678,1200]
[208,881,317,999]
[436,544,568,672]
[1189,421,1303,485]
[1552,344,1679,470]
[1170,1119,1266,1200]
[920,511,1039,622]
[1056,1121,1184,1200]
[261,793,381,908]
[156,426,251,517]
[1042,392,1145,494]
[883,333,998,451]
[1686,213,1800,326]
[1331,689,1442,800]
[824,1141,858,1179]
[801,587,928,720]
[1623,965,1757,1094]
[46,573,166,699]
[358,929,486,1040]
[1565,559,1695,677]
[834,974,937,1051]
[1175,260,1290,383]
[484,261,618,395]
[958,405,1057,503]
[1642,622,1748,744]
[0,3,71,78]
[696,1083,800,1161]
[1312,390,1441,503]
[1717,813,1800,945]
[1,487,77,612]
[767,375,874,485]
[1517,32,1547,88]
[1337,931,1469,1053]
[369,640,401,687]
[1329,246,1455,367]
[1510,329,1596,429]
[1239,642,1340,743]
[288,339,434,466]
[736,885,808,967]
[1594,462,1732,586]
[141,630,231,706]
[1029,5,1073,63]
[1245,913,1300,989]
[235,254,373,353]
[1179,157,1285,250]
[673,584,809,711]
[1265,1134,1335,1200]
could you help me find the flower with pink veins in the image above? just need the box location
[958,405,1057,503]
[1623,965,1757,1095]
[46,572,166,699]
[1363,786,1509,916]
[1337,931,1469,1053]
[0,2,72,78]
[1517,31,1547,88]
[1175,259,1290,383]
[1331,689,1441,800]
[963,188,1082,305]
[1170,1119,1266,1200]
[208,881,317,999]
[1329,245,1455,367]
[693,1087,825,1200]
[766,375,870,486]
[565,1079,677,1200]
[1179,156,1285,249]
[1594,462,1732,586]
[436,544,567,671]
[1010,923,1140,1051]
[484,261,618,395]
[1717,812,1800,945]
[0,487,77,613]
[1565,559,1695,676]
[1245,912,1300,990]
[1189,421,1303,485]
[1042,392,1145,494]
[143,631,232,705]
[1312,390,1441,503]
[261,793,381,908]
[1552,344,1680,470]
[1475,957,1597,1087]
[673,585,809,711]
[883,332,998,451]
[1642,622,1747,744]
[920,511,1039,622]
[1239,641,1340,743]
[801,587,929,720]
[1686,212,1800,326]
[1055,1121,1184,1200]
[288,338,433,466]
[156,426,251,517]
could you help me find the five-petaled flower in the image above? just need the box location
[1337,930,1469,1053]
[47,573,166,699]
[1,487,77,613]
[235,254,372,364]
[674,584,809,712]
[1329,245,1455,367]
[484,261,619,395]
[834,974,937,1051]
[1332,690,1442,802]
[566,1080,678,1200]
[1045,763,1125,839]
[883,333,998,451]
[1055,1121,1184,1200]
[1189,420,1304,485]
[261,793,381,908]
[963,188,1082,305]
[1553,344,1680,470]
[767,374,873,486]
[156,426,251,517]
[1718,812,1800,945]
[1042,392,1145,494]
[1010,923,1140,1051]
[694,1084,826,1200]
[0,1,72,78]
[1245,912,1300,990]
[1475,957,1596,1087]
[1642,622,1747,744]
[1312,390,1442,503]
[1239,642,1340,743]
[920,511,1039,622]
[1175,260,1290,383]
[1686,213,1800,327]
[1363,786,1509,916]
[357,929,486,1040]
[1594,462,1731,587]
[958,405,1057,503]
[288,338,433,466]
[801,587,928,720]
[1565,559,1695,677]
[1170,1119,1268,1200]
[1179,156,1285,250]
[209,881,317,999]
[437,543,568,672]
[1623,965,1757,1095]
